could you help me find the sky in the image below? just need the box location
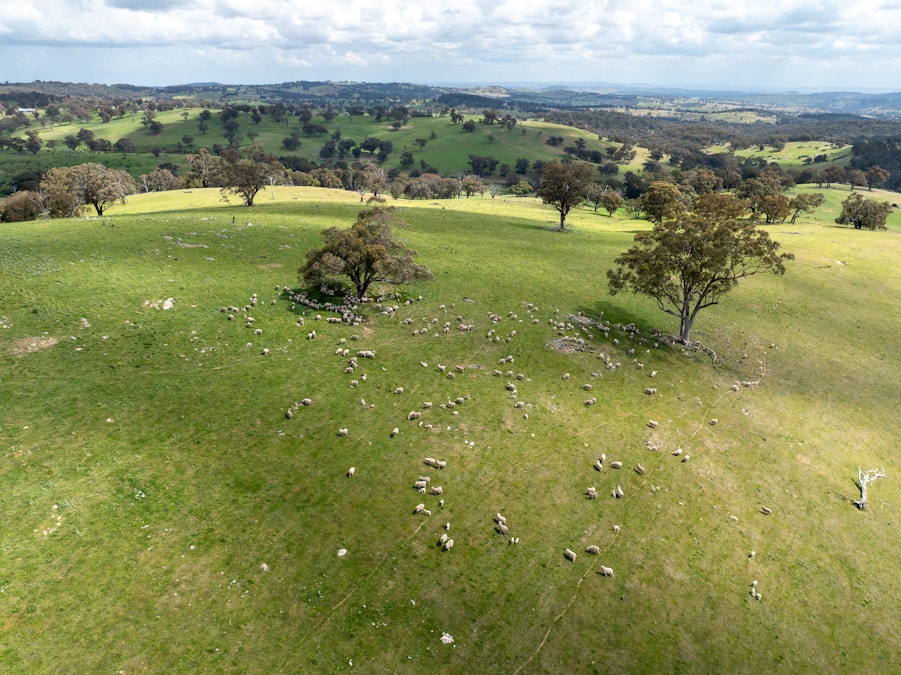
[2,0,901,92]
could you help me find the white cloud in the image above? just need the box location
[1,0,900,88]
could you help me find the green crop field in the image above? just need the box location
[0,185,899,673]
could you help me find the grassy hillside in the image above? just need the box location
[4,109,635,194]
[0,188,898,673]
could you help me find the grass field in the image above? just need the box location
[4,109,624,195]
[0,186,899,673]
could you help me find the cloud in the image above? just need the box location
[1,0,900,89]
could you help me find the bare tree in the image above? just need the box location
[853,467,886,510]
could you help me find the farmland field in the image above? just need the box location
[0,186,898,673]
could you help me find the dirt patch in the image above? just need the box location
[257,263,283,270]
[11,336,59,356]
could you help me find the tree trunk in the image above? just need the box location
[559,212,566,231]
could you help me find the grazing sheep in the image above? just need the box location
[610,461,622,469]
[414,503,425,514]
[634,464,646,475]
[350,380,359,387]
[497,523,509,535]
[436,460,447,469]
[391,427,400,438]
[644,387,657,395]
[422,509,432,516]
[564,548,577,562]
[431,486,443,495]
[424,457,438,467]
[583,384,593,391]
[414,480,428,490]
[709,419,718,425]
[594,460,603,472]
[585,545,600,555]
[455,397,465,405]
[337,428,348,437]
[395,387,404,394]
[648,420,659,428]
[584,398,597,406]
[599,565,614,577]
[445,522,451,531]
[437,364,447,372]
[682,455,690,462]
[407,411,422,420]
[760,505,773,515]
[420,361,428,368]
[439,533,448,546]
[255,328,263,336]
[586,487,598,499]
[423,401,433,409]
[347,467,355,477]
[672,448,683,456]
[285,409,293,419]
[612,525,620,533]
[495,513,507,525]
[418,476,431,484]
[443,538,454,551]
[506,382,517,391]
[562,373,571,380]
[261,348,270,355]
[614,485,624,499]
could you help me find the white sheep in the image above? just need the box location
[423,402,433,409]
[634,464,645,475]
[391,427,400,438]
[612,525,620,533]
[414,503,425,514]
[585,545,600,555]
[586,487,598,499]
[443,538,454,551]
[610,461,623,469]
[439,533,448,546]
[594,460,603,472]
[347,467,355,477]
[495,513,507,525]
[644,387,657,395]
[584,398,597,406]
[395,387,404,394]
[564,548,577,562]
[431,486,443,495]
[407,411,421,420]
[613,485,624,499]
[414,480,428,490]
[424,457,438,467]
[599,565,614,577]
[497,522,508,535]
[436,460,446,469]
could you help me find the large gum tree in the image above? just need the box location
[607,213,793,344]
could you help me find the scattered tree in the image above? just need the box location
[608,213,793,344]
[835,192,892,230]
[299,207,432,299]
[537,161,596,231]
[40,163,136,216]
[787,193,825,224]
[640,181,685,223]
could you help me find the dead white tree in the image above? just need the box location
[854,466,886,510]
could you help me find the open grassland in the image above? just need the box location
[0,187,899,673]
[704,141,853,169]
[7,110,619,190]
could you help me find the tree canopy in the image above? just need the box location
[537,161,596,231]
[608,212,793,344]
[40,162,135,216]
[299,207,432,299]
[835,192,892,230]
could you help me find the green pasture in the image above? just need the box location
[0,187,898,672]
[704,141,853,169]
[7,110,624,191]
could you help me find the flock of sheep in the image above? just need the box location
[219,285,766,598]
